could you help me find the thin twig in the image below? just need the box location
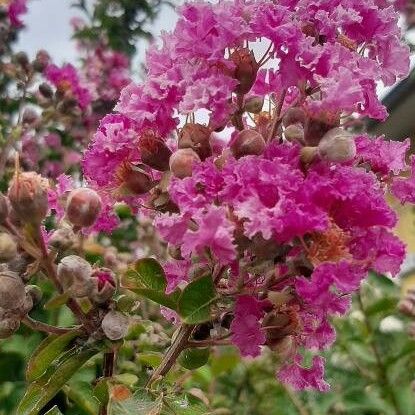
[267,89,287,142]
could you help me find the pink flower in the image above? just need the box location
[392,157,415,204]
[7,0,27,27]
[181,206,236,264]
[45,63,92,109]
[278,355,330,392]
[230,295,267,358]
[164,259,191,294]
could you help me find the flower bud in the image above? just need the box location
[57,255,93,297]
[22,108,39,125]
[0,317,20,339]
[284,124,305,143]
[14,51,29,70]
[178,123,212,161]
[48,226,76,251]
[300,146,318,165]
[101,311,130,340]
[139,131,172,171]
[230,129,266,159]
[318,128,356,163]
[243,96,264,114]
[116,163,153,195]
[0,267,26,310]
[282,107,306,127]
[0,193,9,224]
[33,50,50,72]
[169,148,201,179]
[66,188,102,228]
[262,311,299,348]
[38,82,54,99]
[25,285,43,305]
[89,268,116,304]
[230,48,259,94]
[8,172,49,224]
[0,233,17,261]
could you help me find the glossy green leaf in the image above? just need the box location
[178,348,210,370]
[178,275,216,324]
[17,346,97,415]
[26,330,81,382]
[120,258,180,309]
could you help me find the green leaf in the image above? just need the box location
[120,258,179,309]
[44,292,70,310]
[44,406,63,415]
[211,350,240,376]
[178,275,216,324]
[17,346,98,415]
[26,330,81,382]
[64,381,99,415]
[137,352,163,368]
[93,378,110,406]
[178,348,210,370]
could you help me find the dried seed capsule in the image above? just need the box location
[139,131,172,171]
[8,172,49,225]
[116,163,153,195]
[101,311,130,340]
[230,48,259,94]
[169,148,201,179]
[66,188,102,228]
[230,129,266,159]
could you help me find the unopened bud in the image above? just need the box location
[0,317,20,339]
[0,268,26,310]
[230,129,266,158]
[139,131,172,171]
[262,311,299,348]
[66,188,102,228]
[300,146,318,164]
[25,285,43,305]
[230,48,259,94]
[284,124,305,142]
[243,96,264,114]
[117,163,153,195]
[14,51,29,70]
[38,82,54,99]
[318,128,356,163]
[101,311,130,340]
[89,268,116,304]
[48,226,76,251]
[0,193,9,223]
[22,108,39,125]
[8,172,49,224]
[398,299,415,316]
[282,107,307,127]
[178,123,212,161]
[0,233,17,261]
[33,50,50,72]
[57,97,78,113]
[57,255,93,297]
[169,148,201,179]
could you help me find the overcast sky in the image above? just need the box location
[17,0,179,65]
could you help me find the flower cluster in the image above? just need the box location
[84,0,413,391]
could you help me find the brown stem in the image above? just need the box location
[267,89,287,142]
[146,324,195,387]
[22,316,74,335]
[232,94,245,131]
[99,350,117,415]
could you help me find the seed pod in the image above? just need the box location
[66,188,102,228]
[0,233,17,261]
[139,132,172,171]
[178,123,212,161]
[169,148,201,179]
[243,96,264,114]
[89,268,116,304]
[230,129,266,159]
[0,267,26,310]
[101,311,130,340]
[57,255,93,297]
[230,48,259,94]
[8,172,49,225]
[318,127,356,163]
[0,317,20,339]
